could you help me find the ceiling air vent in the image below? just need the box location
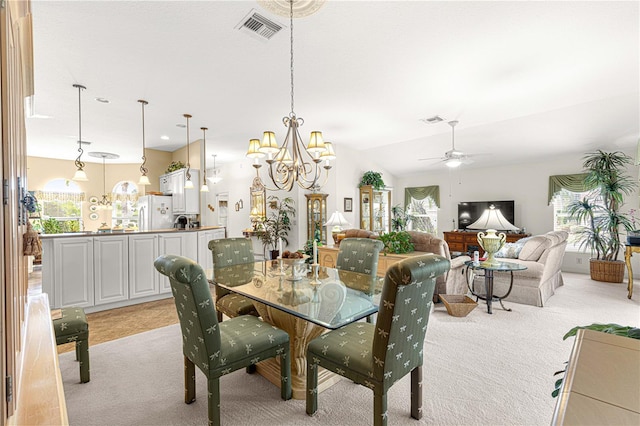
[236,9,284,41]
[420,115,445,124]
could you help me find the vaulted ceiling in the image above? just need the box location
[26,1,639,177]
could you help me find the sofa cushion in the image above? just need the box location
[343,229,379,239]
[495,242,524,259]
[518,236,552,261]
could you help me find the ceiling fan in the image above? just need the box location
[419,120,476,168]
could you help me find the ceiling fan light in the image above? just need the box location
[445,158,462,168]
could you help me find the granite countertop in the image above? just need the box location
[39,226,224,239]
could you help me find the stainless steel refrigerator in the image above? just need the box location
[138,195,173,231]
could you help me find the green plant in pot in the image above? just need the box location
[165,160,185,173]
[379,231,414,254]
[567,150,637,283]
[358,171,385,190]
[259,196,296,259]
[390,204,408,232]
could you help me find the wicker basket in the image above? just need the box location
[439,295,478,317]
[590,259,625,283]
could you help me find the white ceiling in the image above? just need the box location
[26,0,639,177]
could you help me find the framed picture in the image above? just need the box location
[344,198,353,212]
[89,196,99,204]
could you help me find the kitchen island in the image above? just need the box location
[41,227,225,312]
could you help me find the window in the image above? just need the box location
[404,186,440,234]
[36,179,84,233]
[111,181,139,229]
[548,173,594,251]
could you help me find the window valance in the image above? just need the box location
[34,190,86,203]
[547,173,593,204]
[404,186,440,208]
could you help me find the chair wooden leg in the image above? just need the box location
[208,378,221,426]
[77,337,90,383]
[216,311,223,322]
[411,366,423,420]
[374,390,388,426]
[305,356,318,415]
[246,364,256,374]
[280,345,292,400]
[184,356,196,404]
[366,314,374,323]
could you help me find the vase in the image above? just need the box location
[476,229,506,267]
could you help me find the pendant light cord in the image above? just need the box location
[289,0,295,116]
[184,114,192,181]
[201,127,208,182]
[138,100,148,176]
[73,84,86,170]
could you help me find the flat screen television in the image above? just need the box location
[457,200,515,231]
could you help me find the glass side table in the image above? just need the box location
[464,260,527,314]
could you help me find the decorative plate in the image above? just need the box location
[89,196,99,204]
[89,212,99,221]
[89,204,98,212]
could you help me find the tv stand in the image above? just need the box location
[443,231,528,254]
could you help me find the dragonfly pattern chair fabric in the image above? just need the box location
[209,237,259,321]
[52,307,90,383]
[154,254,292,426]
[336,237,385,322]
[306,254,450,426]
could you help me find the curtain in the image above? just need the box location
[34,190,85,202]
[404,186,440,208]
[547,173,593,204]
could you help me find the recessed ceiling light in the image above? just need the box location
[95,97,110,104]
[176,124,186,128]
[160,135,170,140]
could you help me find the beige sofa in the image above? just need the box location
[341,229,471,299]
[471,231,568,307]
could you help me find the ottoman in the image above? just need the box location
[53,307,90,383]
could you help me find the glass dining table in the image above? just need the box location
[209,259,384,399]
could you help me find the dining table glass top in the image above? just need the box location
[212,260,384,330]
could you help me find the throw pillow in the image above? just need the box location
[518,236,552,261]
[494,242,523,259]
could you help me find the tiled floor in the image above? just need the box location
[29,267,179,354]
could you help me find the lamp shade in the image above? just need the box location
[307,131,325,153]
[467,206,519,231]
[324,211,350,228]
[320,142,336,161]
[259,131,279,154]
[246,138,264,159]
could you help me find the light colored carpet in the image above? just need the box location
[60,273,640,426]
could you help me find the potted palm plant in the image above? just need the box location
[259,196,296,259]
[568,150,637,283]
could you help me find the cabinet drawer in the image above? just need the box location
[448,242,465,252]
[446,233,465,242]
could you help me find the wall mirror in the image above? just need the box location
[250,177,266,225]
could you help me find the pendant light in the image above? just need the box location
[137,99,150,186]
[183,114,194,189]
[200,127,209,193]
[88,151,119,210]
[72,84,88,181]
[210,154,222,184]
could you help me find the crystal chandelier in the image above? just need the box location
[209,154,223,184]
[137,99,150,186]
[72,83,88,181]
[200,127,209,193]
[246,0,335,191]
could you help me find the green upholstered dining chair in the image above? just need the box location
[306,254,450,426]
[209,237,259,321]
[154,254,292,426]
[336,237,385,322]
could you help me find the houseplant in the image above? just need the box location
[390,204,408,231]
[358,171,385,190]
[165,160,185,173]
[259,196,296,259]
[379,231,414,254]
[568,150,637,283]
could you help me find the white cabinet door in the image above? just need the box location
[197,229,223,271]
[160,174,172,195]
[94,236,129,305]
[53,237,94,308]
[129,234,159,298]
[158,233,185,293]
[171,170,185,213]
[170,169,200,214]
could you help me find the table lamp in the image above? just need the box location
[324,211,350,245]
[467,205,519,266]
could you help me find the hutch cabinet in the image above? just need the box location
[305,193,327,244]
[159,168,200,214]
[359,185,391,234]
